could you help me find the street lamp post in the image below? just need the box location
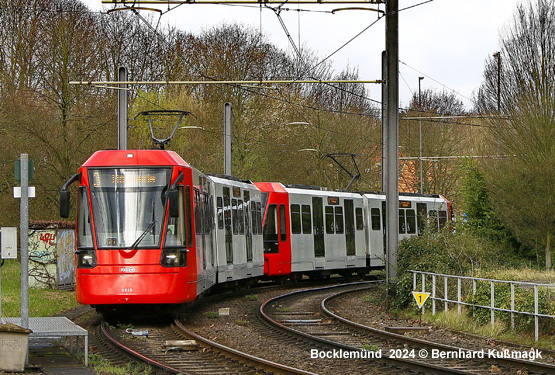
[493,52,501,154]
[418,76,424,194]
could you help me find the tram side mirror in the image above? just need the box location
[168,190,179,218]
[60,190,70,218]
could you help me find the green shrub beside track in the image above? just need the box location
[394,225,555,339]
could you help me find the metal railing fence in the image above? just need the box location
[409,270,555,342]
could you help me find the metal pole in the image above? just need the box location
[224,102,232,176]
[418,76,424,193]
[381,51,387,192]
[494,52,501,112]
[432,274,436,316]
[493,52,501,153]
[385,0,399,282]
[20,154,30,332]
[534,285,539,342]
[490,281,495,327]
[444,276,448,312]
[510,283,515,329]
[118,67,128,150]
[457,278,462,315]
[0,232,2,320]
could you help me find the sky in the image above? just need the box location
[83,0,525,110]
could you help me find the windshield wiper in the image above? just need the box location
[129,221,156,250]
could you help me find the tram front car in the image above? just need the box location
[60,150,197,309]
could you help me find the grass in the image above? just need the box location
[88,353,154,375]
[412,300,555,350]
[480,267,555,283]
[426,309,507,338]
[0,259,80,317]
[275,306,292,312]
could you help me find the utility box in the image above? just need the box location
[0,323,32,372]
[1,227,17,259]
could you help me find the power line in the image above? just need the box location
[399,59,475,105]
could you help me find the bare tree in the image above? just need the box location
[400,89,467,196]
[475,0,555,269]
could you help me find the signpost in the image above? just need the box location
[412,291,431,326]
[13,154,34,335]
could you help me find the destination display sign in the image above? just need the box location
[90,168,170,188]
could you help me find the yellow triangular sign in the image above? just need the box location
[412,291,431,309]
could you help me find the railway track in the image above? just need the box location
[98,317,317,375]
[260,282,555,375]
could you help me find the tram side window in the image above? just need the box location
[302,205,312,234]
[165,186,186,247]
[279,204,287,242]
[325,206,334,234]
[232,199,238,235]
[399,209,406,234]
[355,207,364,231]
[77,187,93,248]
[194,189,202,235]
[291,204,301,234]
[256,202,263,235]
[370,208,381,231]
[244,191,250,234]
[217,197,224,229]
[251,201,260,235]
[335,206,344,234]
[185,186,193,247]
[238,199,245,235]
[204,192,211,233]
[406,209,416,234]
[438,210,448,230]
[263,204,278,253]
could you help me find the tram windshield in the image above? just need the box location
[88,168,172,249]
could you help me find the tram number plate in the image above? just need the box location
[121,288,133,293]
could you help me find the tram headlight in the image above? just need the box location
[160,248,188,267]
[77,250,97,268]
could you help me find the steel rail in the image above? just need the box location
[100,320,186,374]
[174,318,318,375]
[321,288,555,375]
[259,282,473,375]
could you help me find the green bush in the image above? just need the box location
[394,224,504,310]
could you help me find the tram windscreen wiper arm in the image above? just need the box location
[130,221,156,250]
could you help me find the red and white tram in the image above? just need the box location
[61,149,451,309]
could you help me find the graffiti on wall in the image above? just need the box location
[28,229,74,289]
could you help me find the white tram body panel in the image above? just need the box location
[362,193,452,269]
[285,187,367,273]
[209,175,264,284]
[191,168,217,296]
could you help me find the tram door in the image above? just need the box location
[244,191,253,263]
[312,197,325,260]
[344,199,356,256]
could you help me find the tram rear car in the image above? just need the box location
[363,192,453,269]
[255,183,367,279]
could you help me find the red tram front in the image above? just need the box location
[61,150,198,307]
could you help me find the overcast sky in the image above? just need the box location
[84,0,525,110]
